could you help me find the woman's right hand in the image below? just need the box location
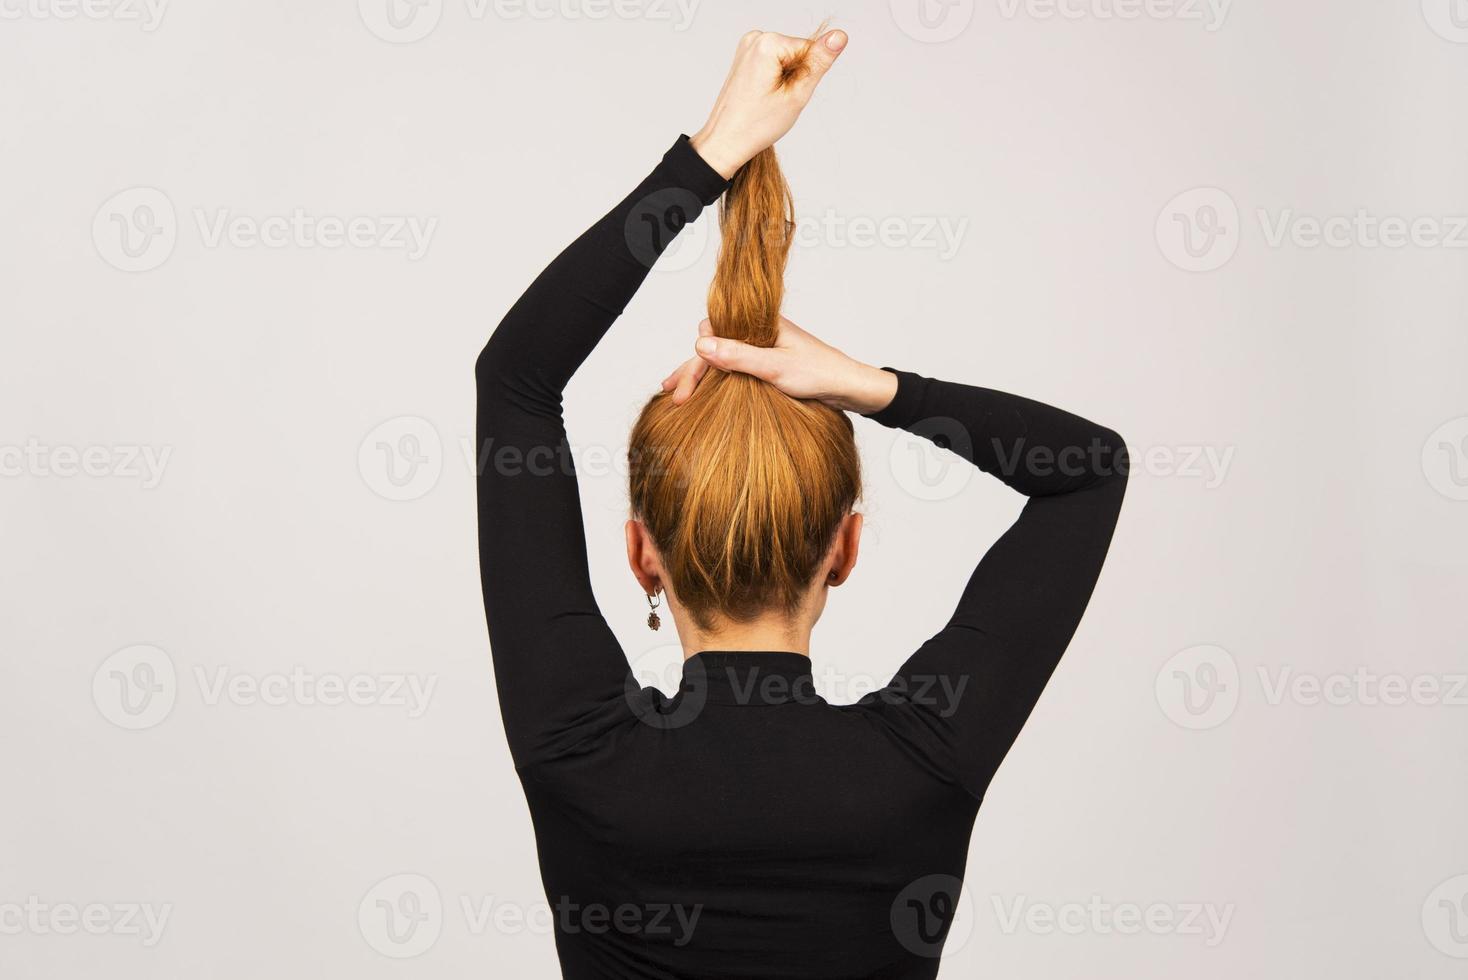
[689,28,849,180]
[661,316,898,416]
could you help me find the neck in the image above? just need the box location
[678,613,812,660]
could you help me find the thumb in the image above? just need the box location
[695,336,782,381]
[804,29,848,79]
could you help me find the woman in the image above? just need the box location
[476,27,1127,979]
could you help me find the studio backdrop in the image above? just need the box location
[2,1,1465,977]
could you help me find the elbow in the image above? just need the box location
[475,327,523,400]
[476,304,525,383]
[475,333,515,425]
[475,333,504,386]
[474,330,562,423]
[1095,427,1129,486]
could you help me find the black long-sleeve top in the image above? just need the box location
[476,136,1128,979]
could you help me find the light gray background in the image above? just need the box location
[4,0,1467,976]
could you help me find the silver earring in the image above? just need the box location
[646,592,662,631]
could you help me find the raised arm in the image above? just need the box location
[861,370,1127,798]
[475,138,728,767]
[477,28,848,767]
[684,322,1128,798]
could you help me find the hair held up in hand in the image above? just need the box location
[629,32,860,630]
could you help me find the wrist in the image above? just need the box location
[689,127,746,180]
[834,362,899,415]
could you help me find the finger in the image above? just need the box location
[672,358,708,404]
[697,317,714,338]
[673,358,707,404]
[803,29,848,81]
[662,355,698,391]
[695,336,783,382]
[664,356,701,402]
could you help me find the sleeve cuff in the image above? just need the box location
[665,134,731,207]
[862,368,928,429]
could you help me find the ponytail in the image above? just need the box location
[629,30,859,629]
[706,147,794,349]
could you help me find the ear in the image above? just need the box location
[824,512,863,588]
[624,519,664,596]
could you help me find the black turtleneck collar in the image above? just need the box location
[679,651,818,707]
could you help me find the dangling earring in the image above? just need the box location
[645,591,662,631]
